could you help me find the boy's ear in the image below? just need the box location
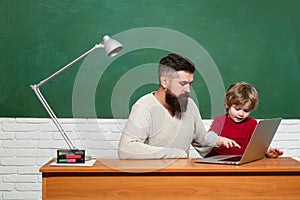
[160,75,168,89]
[225,103,228,109]
[224,95,229,109]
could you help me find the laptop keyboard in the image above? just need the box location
[219,156,242,162]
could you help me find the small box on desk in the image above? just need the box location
[57,149,85,163]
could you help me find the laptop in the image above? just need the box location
[195,118,282,165]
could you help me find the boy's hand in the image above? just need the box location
[216,136,241,148]
[266,148,283,158]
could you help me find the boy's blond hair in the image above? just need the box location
[225,82,258,112]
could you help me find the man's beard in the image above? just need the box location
[165,89,189,119]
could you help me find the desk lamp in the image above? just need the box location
[31,35,123,163]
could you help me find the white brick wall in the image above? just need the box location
[0,118,300,200]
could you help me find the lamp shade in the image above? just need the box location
[103,35,123,57]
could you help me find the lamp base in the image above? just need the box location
[57,149,85,163]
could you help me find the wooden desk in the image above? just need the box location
[40,157,300,200]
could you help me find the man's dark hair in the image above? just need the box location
[158,53,195,77]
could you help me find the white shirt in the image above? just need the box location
[118,93,208,159]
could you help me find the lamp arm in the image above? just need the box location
[35,43,104,88]
[30,43,104,150]
[31,86,76,149]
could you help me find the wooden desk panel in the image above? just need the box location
[40,157,300,200]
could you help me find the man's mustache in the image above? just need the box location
[178,92,190,99]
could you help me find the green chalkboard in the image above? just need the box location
[0,0,299,119]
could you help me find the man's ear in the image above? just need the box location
[160,75,168,89]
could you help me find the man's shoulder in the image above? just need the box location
[187,97,197,108]
[133,93,159,109]
[185,98,201,117]
[136,93,155,103]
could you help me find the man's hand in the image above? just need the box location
[266,148,283,158]
[216,136,241,148]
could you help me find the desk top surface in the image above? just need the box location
[40,157,300,174]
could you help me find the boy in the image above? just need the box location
[204,82,283,158]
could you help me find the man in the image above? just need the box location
[118,53,238,159]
